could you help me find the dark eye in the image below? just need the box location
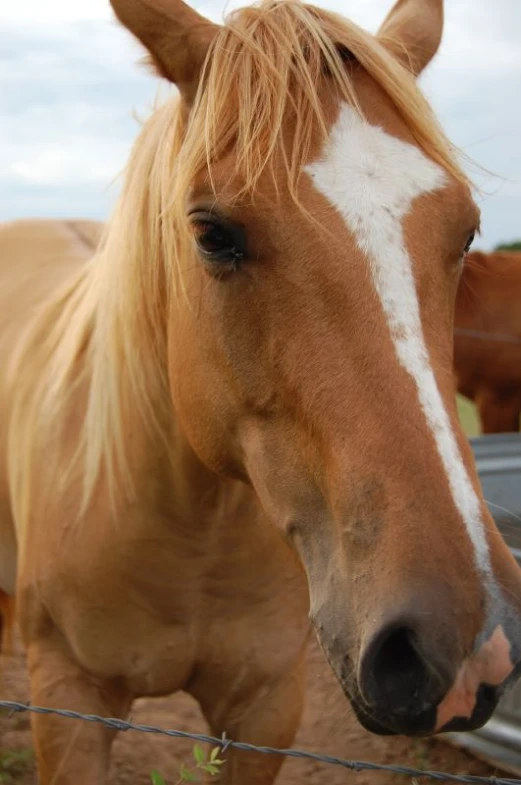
[464,231,475,255]
[190,211,245,272]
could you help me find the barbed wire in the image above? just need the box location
[1,699,521,784]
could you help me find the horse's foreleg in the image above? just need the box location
[26,631,131,785]
[198,657,305,785]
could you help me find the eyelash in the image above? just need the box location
[464,232,475,255]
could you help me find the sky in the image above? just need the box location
[2,0,520,250]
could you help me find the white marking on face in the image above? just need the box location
[305,104,490,574]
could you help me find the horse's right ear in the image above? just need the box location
[109,0,220,102]
[377,0,443,77]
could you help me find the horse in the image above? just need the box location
[2,0,521,782]
[455,250,521,433]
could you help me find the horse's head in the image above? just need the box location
[111,0,521,736]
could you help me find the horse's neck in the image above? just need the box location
[90,391,257,542]
[35,314,305,607]
[165,415,247,527]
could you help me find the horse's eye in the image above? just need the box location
[464,231,475,255]
[194,221,232,255]
[190,212,245,272]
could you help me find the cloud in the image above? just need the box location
[2,0,520,248]
[0,19,159,217]
[1,0,112,23]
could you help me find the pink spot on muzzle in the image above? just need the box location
[436,626,514,731]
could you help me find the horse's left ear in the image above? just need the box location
[377,0,443,77]
[110,0,220,102]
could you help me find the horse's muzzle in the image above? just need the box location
[334,616,518,737]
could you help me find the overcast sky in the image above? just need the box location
[2,0,520,250]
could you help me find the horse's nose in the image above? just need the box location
[359,618,452,714]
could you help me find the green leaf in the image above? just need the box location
[180,764,199,782]
[210,747,222,762]
[193,744,205,765]
[150,771,166,785]
[203,764,221,776]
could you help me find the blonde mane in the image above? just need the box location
[8,0,471,526]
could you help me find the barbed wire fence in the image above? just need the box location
[2,699,521,784]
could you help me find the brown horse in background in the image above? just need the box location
[2,0,521,782]
[454,250,521,433]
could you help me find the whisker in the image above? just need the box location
[485,500,521,523]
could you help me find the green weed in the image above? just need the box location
[151,743,225,784]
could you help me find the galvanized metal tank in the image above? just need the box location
[447,433,521,774]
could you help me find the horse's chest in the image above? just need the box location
[22,502,308,698]
[25,529,206,694]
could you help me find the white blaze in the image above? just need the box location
[305,104,490,574]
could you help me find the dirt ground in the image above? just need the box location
[0,634,504,784]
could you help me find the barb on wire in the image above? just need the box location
[1,699,520,785]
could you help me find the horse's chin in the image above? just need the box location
[348,696,438,736]
[348,699,400,736]
[346,684,501,738]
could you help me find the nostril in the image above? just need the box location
[361,625,435,712]
[374,627,425,704]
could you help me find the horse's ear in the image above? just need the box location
[110,0,219,101]
[377,0,443,77]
